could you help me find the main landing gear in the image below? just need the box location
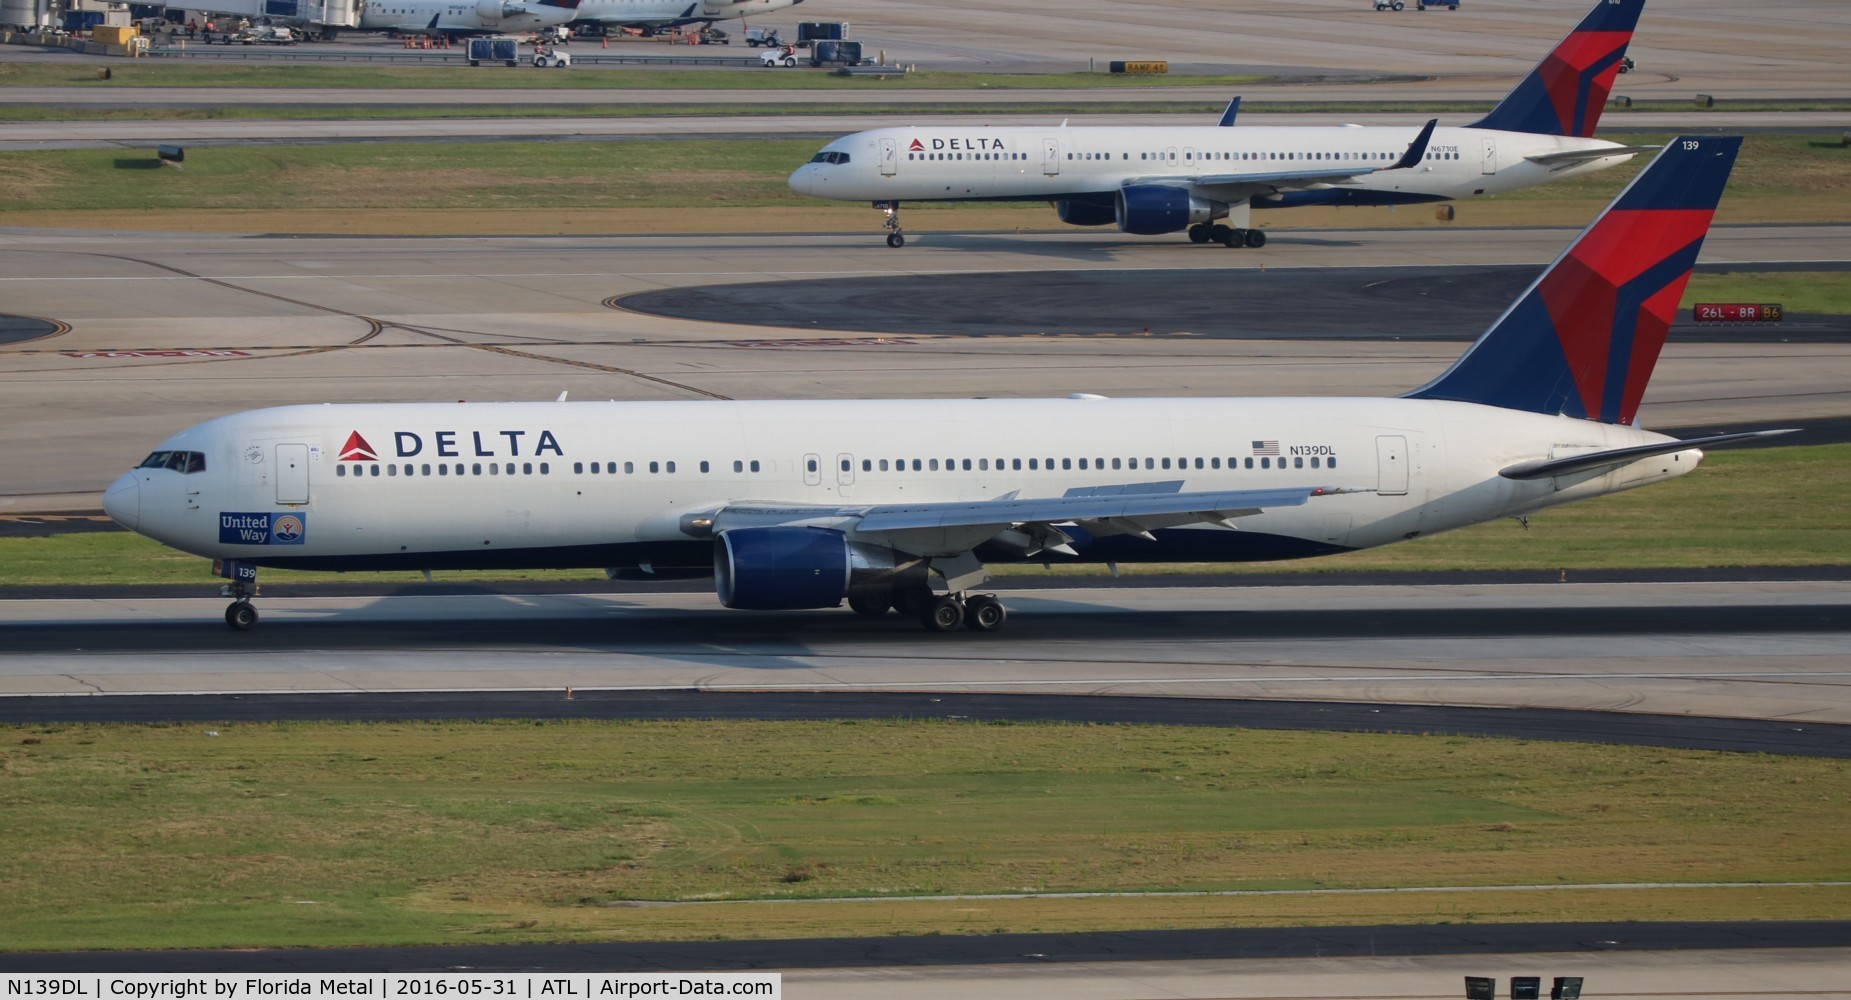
[216,559,259,631]
[1188,223,1266,248]
[851,582,1010,633]
[877,200,905,248]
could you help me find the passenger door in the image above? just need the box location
[1375,435,1408,496]
[1481,135,1497,174]
[1042,138,1060,176]
[879,137,897,176]
[276,443,310,505]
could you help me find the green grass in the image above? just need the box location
[0,61,1266,91]
[0,132,1843,220]
[5,444,1848,587]
[3,720,1846,949]
[1683,271,1851,315]
[2,133,1845,218]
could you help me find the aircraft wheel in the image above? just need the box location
[1222,227,1245,248]
[1187,224,1210,244]
[847,592,891,618]
[1209,223,1232,244]
[886,232,905,248]
[964,595,1006,632]
[1244,228,1267,248]
[225,601,258,631]
[921,595,964,632]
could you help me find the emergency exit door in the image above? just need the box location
[1042,138,1061,175]
[276,443,310,505]
[1481,136,1497,174]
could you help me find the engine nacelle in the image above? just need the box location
[1115,185,1220,235]
[1055,199,1116,227]
[475,0,506,19]
[714,527,907,610]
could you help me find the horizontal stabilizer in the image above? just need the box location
[1498,429,1796,480]
[1525,145,1657,167]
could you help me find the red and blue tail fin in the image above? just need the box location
[1468,0,1644,138]
[1406,135,1739,426]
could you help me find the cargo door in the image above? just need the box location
[276,443,310,505]
[1042,138,1060,175]
[1481,135,1497,174]
[879,137,897,176]
[1375,435,1408,496]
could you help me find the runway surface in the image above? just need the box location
[5,581,1849,725]
[9,0,1847,103]
[2,224,1846,511]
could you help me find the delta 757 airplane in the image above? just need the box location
[106,136,1781,634]
[788,0,1652,248]
[357,0,582,37]
[571,0,802,35]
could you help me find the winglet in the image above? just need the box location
[1406,136,1742,426]
[1217,96,1241,128]
[1388,119,1438,171]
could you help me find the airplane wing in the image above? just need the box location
[1133,119,1437,196]
[697,484,1345,558]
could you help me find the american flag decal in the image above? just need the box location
[1251,440,1279,456]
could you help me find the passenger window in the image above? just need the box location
[734,460,744,472]
[806,458,817,473]
[962,459,972,471]
[665,461,675,474]
[929,459,940,471]
[1012,459,1022,470]
[1195,458,1204,469]
[842,459,851,472]
[879,459,889,471]
[1329,457,1338,469]
[1062,458,1072,470]
[574,462,584,474]
[1161,458,1171,470]
[700,460,710,473]
[912,459,922,471]
[1311,457,1321,468]
[1244,458,1254,469]
[751,460,761,472]
[862,459,871,472]
[1294,457,1304,469]
[1211,458,1221,469]
[472,463,481,475]
[388,465,397,477]
[1112,458,1121,470]
[1078,458,1088,470]
[649,461,659,474]
[1028,459,1038,470]
[337,464,346,478]
[422,464,432,476]
[540,463,549,474]
[979,458,989,471]
[488,464,498,475]
[1261,457,1271,469]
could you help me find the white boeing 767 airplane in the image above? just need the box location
[358,0,582,37]
[789,0,1652,247]
[105,136,1779,634]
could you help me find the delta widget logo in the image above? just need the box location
[340,431,377,462]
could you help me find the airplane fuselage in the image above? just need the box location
[788,125,1636,214]
[358,0,572,35]
[574,0,799,29]
[106,396,1698,575]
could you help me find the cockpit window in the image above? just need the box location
[139,450,206,474]
[808,151,851,165]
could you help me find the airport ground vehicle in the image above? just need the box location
[467,37,520,66]
[696,26,728,44]
[759,45,799,66]
[794,19,844,46]
[532,47,571,66]
[744,26,784,47]
[1376,0,1458,8]
[235,25,296,43]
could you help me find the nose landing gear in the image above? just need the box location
[216,559,260,631]
[876,200,905,248]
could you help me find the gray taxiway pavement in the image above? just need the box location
[2,224,1846,511]
[3,110,1839,151]
[6,581,1849,726]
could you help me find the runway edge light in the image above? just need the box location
[1512,976,1542,1000]
[1552,977,1585,1000]
[1464,977,1496,1000]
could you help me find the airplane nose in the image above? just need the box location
[102,473,139,531]
[788,164,814,196]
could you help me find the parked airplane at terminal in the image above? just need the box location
[106,137,1774,634]
[572,0,801,34]
[789,0,1652,247]
[357,0,582,37]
